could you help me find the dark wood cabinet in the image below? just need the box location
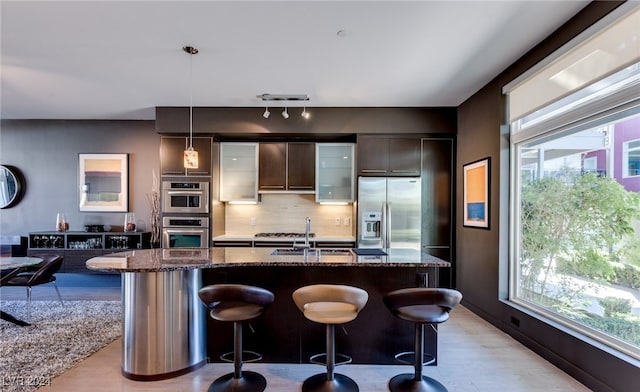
[287,142,315,190]
[258,142,315,191]
[421,138,454,287]
[259,143,287,190]
[357,135,421,176]
[160,136,212,176]
[202,265,439,364]
[160,137,185,176]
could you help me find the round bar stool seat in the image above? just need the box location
[199,284,275,392]
[292,284,368,392]
[383,288,462,392]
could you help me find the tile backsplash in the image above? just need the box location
[224,194,355,237]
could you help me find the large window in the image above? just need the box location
[506,5,640,360]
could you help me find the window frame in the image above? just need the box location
[505,3,640,362]
[509,107,640,361]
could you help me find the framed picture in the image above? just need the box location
[78,153,128,212]
[463,157,490,229]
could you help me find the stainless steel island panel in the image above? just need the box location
[121,270,206,381]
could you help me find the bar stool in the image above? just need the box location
[292,284,368,392]
[198,284,275,392]
[383,288,462,392]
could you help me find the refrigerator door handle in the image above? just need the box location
[386,202,392,249]
[380,203,384,248]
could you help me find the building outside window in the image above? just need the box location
[623,139,640,178]
[505,5,640,361]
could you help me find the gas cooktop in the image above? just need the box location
[254,232,316,238]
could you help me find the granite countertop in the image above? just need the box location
[86,247,450,273]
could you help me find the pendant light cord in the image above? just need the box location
[189,49,194,149]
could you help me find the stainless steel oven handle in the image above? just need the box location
[164,228,206,233]
[166,190,205,195]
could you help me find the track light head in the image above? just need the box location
[282,107,289,119]
[263,107,270,118]
[301,107,310,119]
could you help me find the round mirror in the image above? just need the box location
[0,165,25,209]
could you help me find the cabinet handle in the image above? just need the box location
[390,170,420,174]
[289,186,314,189]
[260,185,286,189]
[361,169,387,173]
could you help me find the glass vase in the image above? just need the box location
[56,212,68,232]
[124,212,136,232]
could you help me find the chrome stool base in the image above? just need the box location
[388,374,448,392]
[302,373,359,392]
[207,370,267,392]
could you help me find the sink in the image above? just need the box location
[271,248,313,255]
[270,248,352,256]
[318,248,353,255]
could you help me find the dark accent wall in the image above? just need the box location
[0,120,160,236]
[456,2,638,391]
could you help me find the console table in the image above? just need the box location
[28,231,151,273]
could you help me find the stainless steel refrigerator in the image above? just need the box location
[357,177,421,250]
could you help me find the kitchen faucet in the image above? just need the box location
[303,217,311,248]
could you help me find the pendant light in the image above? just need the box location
[183,45,199,169]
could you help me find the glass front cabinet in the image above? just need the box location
[316,143,355,203]
[220,143,259,202]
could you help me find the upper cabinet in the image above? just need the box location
[220,143,258,202]
[316,143,355,203]
[258,143,286,191]
[287,143,316,191]
[258,142,315,192]
[357,135,421,176]
[160,136,212,176]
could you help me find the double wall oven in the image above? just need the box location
[162,180,210,248]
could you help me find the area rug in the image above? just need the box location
[0,300,121,392]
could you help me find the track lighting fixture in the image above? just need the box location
[257,93,310,120]
[257,93,309,102]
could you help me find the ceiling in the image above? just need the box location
[1,1,590,120]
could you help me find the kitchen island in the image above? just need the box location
[87,247,450,381]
